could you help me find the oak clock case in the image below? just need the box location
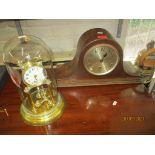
[3,35,65,126]
[55,28,140,87]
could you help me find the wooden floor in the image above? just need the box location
[1,77,155,135]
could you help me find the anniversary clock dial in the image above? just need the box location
[23,66,47,86]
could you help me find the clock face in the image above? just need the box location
[83,44,120,75]
[23,66,47,85]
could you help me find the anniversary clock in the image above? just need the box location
[3,35,65,126]
[55,28,140,87]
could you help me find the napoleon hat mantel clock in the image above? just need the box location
[55,28,140,87]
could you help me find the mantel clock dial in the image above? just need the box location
[83,44,120,75]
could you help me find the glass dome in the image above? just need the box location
[3,35,65,126]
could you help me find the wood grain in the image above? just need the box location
[1,77,155,135]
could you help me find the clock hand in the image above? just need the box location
[100,53,107,63]
[95,48,107,62]
[34,75,37,80]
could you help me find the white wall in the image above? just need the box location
[0,19,129,65]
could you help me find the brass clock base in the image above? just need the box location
[20,93,65,126]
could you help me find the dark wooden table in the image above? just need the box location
[1,77,155,135]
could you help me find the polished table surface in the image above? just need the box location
[1,77,155,135]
